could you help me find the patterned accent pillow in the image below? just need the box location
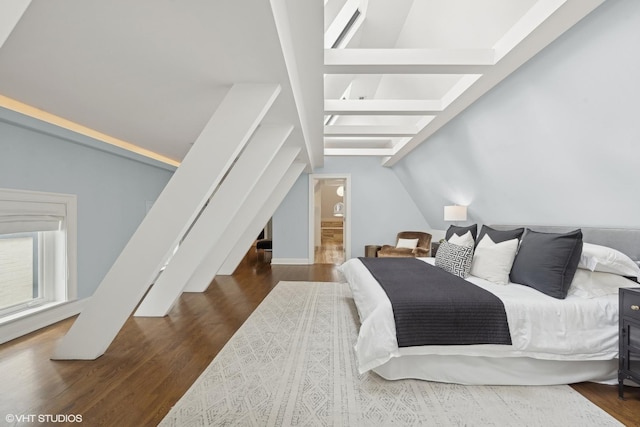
[435,240,474,278]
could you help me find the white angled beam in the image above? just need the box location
[52,84,281,359]
[493,0,566,62]
[325,99,442,115]
[324,0,363,49]
[0,0,31,48]
[183,147,302,292]
[324,48,494,74]
[134,124,293,317]
[217,162,306,276]
[324,125,418,137]
[440,74,482,109]
[270,0,324,169]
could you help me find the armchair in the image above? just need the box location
[377,231,432,258]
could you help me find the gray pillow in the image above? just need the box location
[477,225,524,245]
[435,241,474,278]
[509,229,583,299]
[445,224,478,242]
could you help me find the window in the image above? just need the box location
[0,188,77,321]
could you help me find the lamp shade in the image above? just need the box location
[444,205,467,221]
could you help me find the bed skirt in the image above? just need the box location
[373,354,618,385]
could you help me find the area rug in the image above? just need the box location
[159,281,621,426]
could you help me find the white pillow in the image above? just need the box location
[568,268,639,298]
[396,238,419,249]
[448,230,474,248]
[578,243,640,278]
[470,235,519,285]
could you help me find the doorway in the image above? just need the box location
[309,175,350,264]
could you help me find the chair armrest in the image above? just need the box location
[413,247,430,257]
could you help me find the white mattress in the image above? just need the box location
[339,257,621,375]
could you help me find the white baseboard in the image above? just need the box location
[271,258,311,265]
[0,298,88,345]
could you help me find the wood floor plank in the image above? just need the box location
[0,248,638,426]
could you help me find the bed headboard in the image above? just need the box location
[490,225,640,262]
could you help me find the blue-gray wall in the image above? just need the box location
[273,156,429,260]
[0,108,174,298]
[393,0,640,230]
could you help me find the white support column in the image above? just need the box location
[134,125,293,317]
[52,84,281,360]
[183,148,302,292]
[216,162,305,276]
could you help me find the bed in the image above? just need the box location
[340,225,640,385]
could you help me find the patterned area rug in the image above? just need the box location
[160,281,621,426]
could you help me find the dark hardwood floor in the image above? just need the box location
[0,248,638,426]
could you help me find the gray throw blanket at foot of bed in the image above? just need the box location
[358,257,512,347]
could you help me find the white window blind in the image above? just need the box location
[0,200,65,234]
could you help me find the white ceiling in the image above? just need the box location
[0,0,604,169]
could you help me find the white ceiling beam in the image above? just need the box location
[134,124,293,317]
[216,162,306,276]
[183,147,301,292]
[493,0,566,62]
[382,0,606,166]
[0,0,31,48]
[324,147,395,156]
[324,0,365,49]
[325,99,442,115]
[324,48,495,74]
[324,125,418,137]
[270,0,324,169]
[440,74,482,109]
[324,138,395,149]
[52,84,281,359]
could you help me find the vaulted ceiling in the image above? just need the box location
[0,0,605,169]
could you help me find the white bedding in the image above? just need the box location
[339,257,625,375]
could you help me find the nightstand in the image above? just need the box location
[619,287,640,399]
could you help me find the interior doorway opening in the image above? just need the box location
[309,175,350,265]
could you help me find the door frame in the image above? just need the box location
[308,173,351,263]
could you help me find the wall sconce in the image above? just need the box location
[444,205,467,222]
[336,185,344,197]
[333,202,345,217]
